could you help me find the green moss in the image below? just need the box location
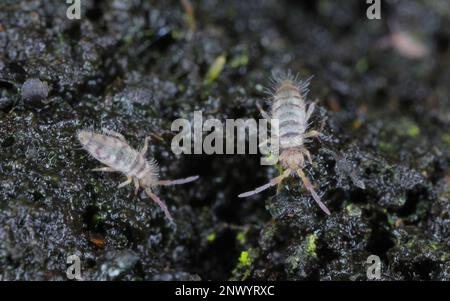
[406,125,420,137]
[285,253,301,272]
[230,249,257,280]
[230,53,249,68]
[264,153,277,165]
[440,253,450,262]
[94,213,105,224]
[123,34,134,46]
[442,133,450,146]
[387,213,397,227]
[285,236,319,275]
[239,251,250,266]
[378,141,397,154]
[306,234,318,257]
[396,118,421,137]
[204,54,226,85]
[355,57,369,74]
[236,231,246,244]
[171,30,184,40]
[430,241,439,251]
[259,223,277,250]
[143,29,154,37]
[406,240,415,249]
[345,203,362,217]
[206,232,216,242]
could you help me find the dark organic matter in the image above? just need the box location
[0,0,449,280]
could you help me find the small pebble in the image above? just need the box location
[21,78,48,104]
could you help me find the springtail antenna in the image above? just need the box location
[157,175,199,186]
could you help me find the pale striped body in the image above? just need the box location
[78,131,158,182]
[239,74,331,215]
[77,129,199,221]
[271,80,308,150]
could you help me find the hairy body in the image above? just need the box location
[78,129,199,221]
[239,74,330,215]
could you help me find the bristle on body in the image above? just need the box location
[77,129,199,221]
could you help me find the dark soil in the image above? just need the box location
[0,0,449,280]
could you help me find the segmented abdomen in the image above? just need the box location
[271,80,307,149]
[79,131,151,179]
